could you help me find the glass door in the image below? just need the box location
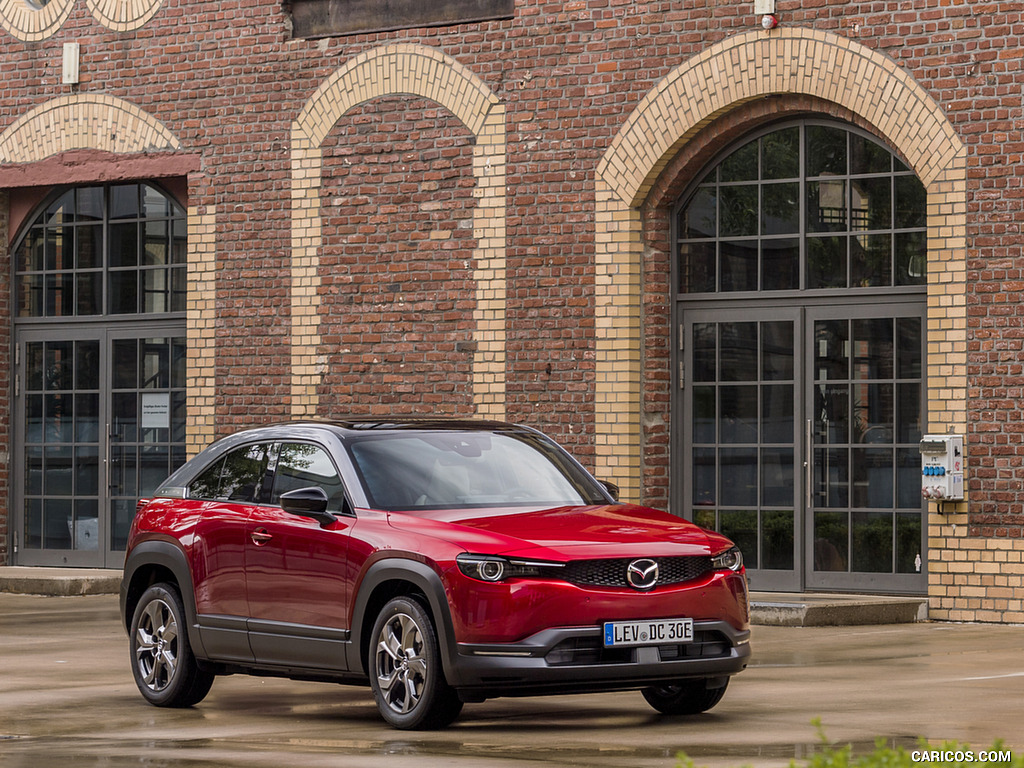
[680,307,802,592]
[679,303,926,593]
[806,304,926,593]
[14,325,186,568]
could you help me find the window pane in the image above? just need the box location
[719,510,758,569]
[761,321,794,381]
[851,233,891,287]
[719,322,757,381]
[853,319,894,379]
[761,182,799,235]
[806,236,846,288]
[720,385,757,443]
[762,384,793,443]
[109,223,139,267]
[693,386,715,443]
[219,444,270,502]
[692,323,716,382]
[815,448,848,507]
[895,231,927,286]
[272,444,346,511]
[720,140,757,182]
[720,241,758,291]
[761,448,794,506]
[896,513,923,573]
[720,185,758,237]
[850,134,892,174]
[761,238,799,290]
[806,125,847,176]
[762,127,799,179]
[110,184,140,219]
[680,187,716,238]
[693,447,716,507]
[814,511,848,571]
[109,271,139,314]
[720,448,757,506]
[679,242,716,293]
[762,510,794,570]
[851,511,893,572]
[852,447,893,508]
[851,177,892,231]
[895,175,926,228]
[807,180,847,232]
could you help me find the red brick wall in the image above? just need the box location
[316,96,478,417]
[0,0,1022,533]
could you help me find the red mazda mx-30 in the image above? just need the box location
[120,419,750,729]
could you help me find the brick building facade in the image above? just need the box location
[0,0,1021,622]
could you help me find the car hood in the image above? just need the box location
[385,503,730,560]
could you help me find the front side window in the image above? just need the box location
[15,183,186,318]
[677,123,927,294]
[270,443,347,512]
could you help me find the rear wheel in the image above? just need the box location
[129,583,214,707]
[369,596,463,730]
[642,678,729,715]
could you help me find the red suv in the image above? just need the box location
[120,420,750,729]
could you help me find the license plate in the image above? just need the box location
[603,617,694,648]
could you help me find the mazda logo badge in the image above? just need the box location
[626,559,659,591]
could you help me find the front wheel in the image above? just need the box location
[368,596,463,730]
[129,583,215,708]
[642,677,729,715]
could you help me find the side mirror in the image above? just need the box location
[599,480,620,502]
[280,487,336,527]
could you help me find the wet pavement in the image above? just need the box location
[1,593,1022,767]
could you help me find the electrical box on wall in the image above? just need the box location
[919,435,964,502]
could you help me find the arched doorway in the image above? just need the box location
[12,182,188,567]
[674,121,927,593]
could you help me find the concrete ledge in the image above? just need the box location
[0,567,122,597]
[751,591,929,626]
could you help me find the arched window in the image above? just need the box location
[15,183,186,318]
[677,123,927,294]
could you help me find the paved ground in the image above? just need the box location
[1,592,1022,768]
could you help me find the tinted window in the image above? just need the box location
[189,443,269,502]
[347,431,607,511]
[271,443,347,513]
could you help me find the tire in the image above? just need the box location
[642,677,729,715]
[368,596,463,730]
[129,583,215,708]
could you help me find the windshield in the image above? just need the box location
[346,431,608,510]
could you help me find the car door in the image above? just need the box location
[244,441,354,671]
[191,441,272,663]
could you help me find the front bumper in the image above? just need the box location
[446,619,750,700]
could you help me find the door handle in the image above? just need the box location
[251,528,272,546]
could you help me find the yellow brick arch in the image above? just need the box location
[290,43,507,418]
[0,93,181,163]
[0,0,73,41]
[593,27,968,504]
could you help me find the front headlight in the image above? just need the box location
[711,546,743,572]
[456,553,561,583]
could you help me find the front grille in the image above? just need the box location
[556,556,713,589]
[544,630,731,666]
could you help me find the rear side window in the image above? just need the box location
[270,443,347,512]
[189,444,270,502]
